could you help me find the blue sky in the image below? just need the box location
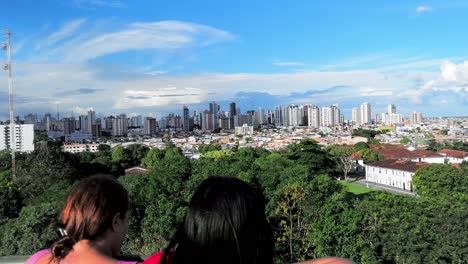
[0,0,467,119]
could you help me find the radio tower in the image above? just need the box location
[2,29,16,179]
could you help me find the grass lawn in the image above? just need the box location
[340,181,373,195]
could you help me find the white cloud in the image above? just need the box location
[416,6,432,13]
[34,20,234,62]
[2,58,467,117]
[272,61,305,67]
[46,19,87,47]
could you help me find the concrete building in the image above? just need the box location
[0,124,35,152]
[307,106,321,128]
[112,114,128,137]
[87,110,96,134]
[63,142,100,153]
[410,112,423,124]
[322,105,340,127]
[275,106,283,126]
[144,117,157,136]
[235,124,254,136]
[183,106,190,132]
[366,159,428,192]
[360,102,371,125]
[352,107,360,124]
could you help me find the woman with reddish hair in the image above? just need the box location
[25,174,136,264]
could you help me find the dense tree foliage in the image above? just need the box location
[427,140,468,152]
[352,128,383,139]
[0,140,466,264]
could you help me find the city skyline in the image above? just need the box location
[1,0,467,119]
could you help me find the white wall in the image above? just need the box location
[0,124,35,152]
[366,165,414,192]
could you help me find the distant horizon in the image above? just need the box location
[1,0,467,119]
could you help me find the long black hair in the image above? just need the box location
[161,176,273,264]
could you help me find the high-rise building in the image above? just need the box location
[409,112,423,124]
[87,110,96,134]
[182,106,190,132]
[386,104,396,125]
[44,113,52,132]
[258,107,265,125]
[0,124,34,152]
[112,114,128,136]
[79,115,87,132]
[307,106,321,128]
[229,102,237,129]
[63,118,75,135]
[360,102,371,125]
[352,107,360,124]
[322,104,340,127]
[274,106,283,126]
[24,113,38,125]
[285,105,301,127]
[209,101,218,115]
[203,110,215,131]
[193,111,201,129]
[333,104,341,126]
[144,117,157,136]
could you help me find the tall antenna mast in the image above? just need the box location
[2,29,16,179]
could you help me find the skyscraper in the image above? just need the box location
[360,102,371,125]
[307,106,320,128]
[144,117,157,136]
[258,107,265,125]
[274,106,283,126]
[410,112,423,124]
[352,107,360,124]
[229,102,237,129]
[182,106,190,132]
[112,114,128,136]
[87,110,96,134]
[0,124,34,152]
[322,104,340,127]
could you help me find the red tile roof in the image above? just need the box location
[366,159,429,172]
[438,149,468,159]
[370,144,442,159]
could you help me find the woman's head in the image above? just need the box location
[164,176,273,264]
[52,174,129,259]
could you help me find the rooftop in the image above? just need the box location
[367,159,429,173]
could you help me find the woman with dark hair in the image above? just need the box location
[25,174,136,264]
[144,176,274,264]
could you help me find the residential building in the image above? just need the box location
[183,106,190,132]
[360,102,371,125]
[63,142,100,153]
[366,159,428,192]
[0,124,35,152]
[352,107,360,124]
[307,105,320,128]
[410,112,423,124]
[235,124,254,136]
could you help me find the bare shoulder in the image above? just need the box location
[296,257,356,264]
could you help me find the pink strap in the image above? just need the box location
[26,249,51,264]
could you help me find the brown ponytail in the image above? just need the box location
[51,235,75,259]
[50,174,129,259]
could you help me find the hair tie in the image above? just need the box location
[58,228,68,237]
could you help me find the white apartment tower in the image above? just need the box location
[352,107,360,124]
[307,106,321,128]
[0,124,34,152]
[360,102,371,125]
